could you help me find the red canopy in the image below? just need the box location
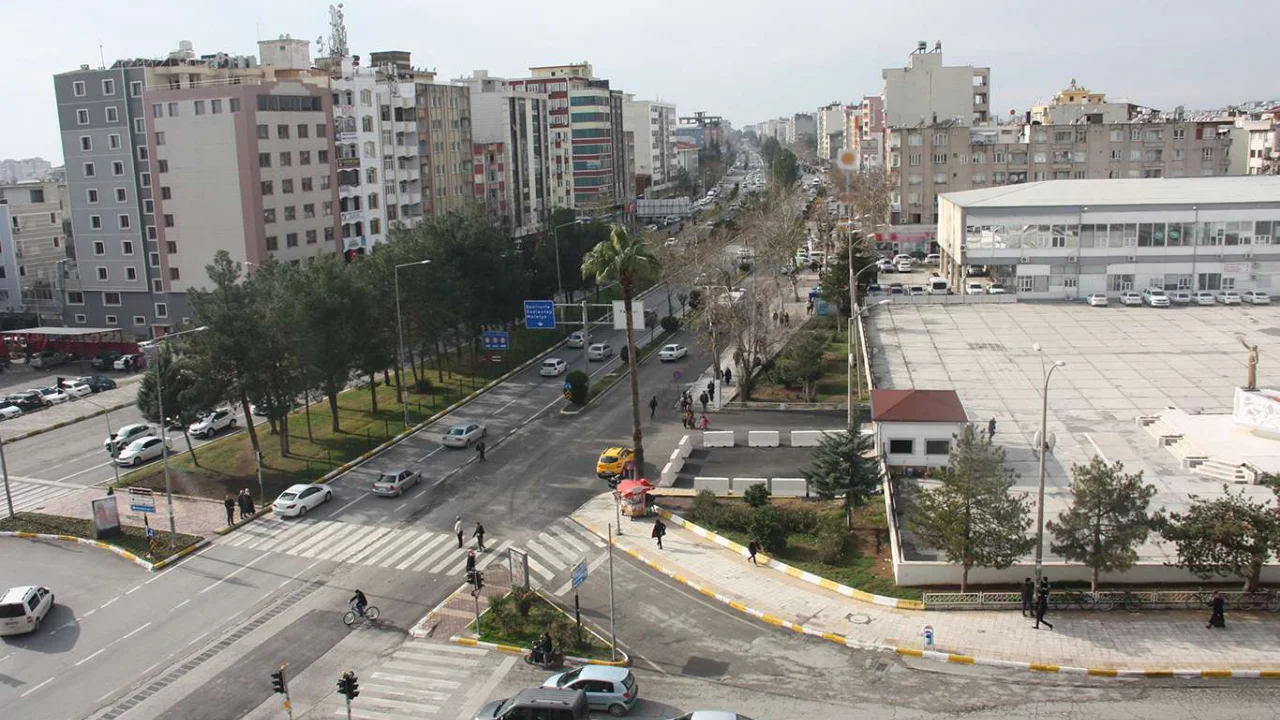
[616,479,653,498]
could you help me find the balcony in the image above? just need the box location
[340,210,363,223]
[336,157,360,170]
[336,131,358,142]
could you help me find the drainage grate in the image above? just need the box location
[94,581,323,720]
[967,342,1006,352]
[681,656,730,678]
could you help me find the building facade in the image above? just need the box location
[881,42,989,128]
[937,177,1280,299]
[816,102,846,162]
[622,96,677,198]
[1228,108,1279,176]
[679,112,724,150]
[323,55,387,256]
[0,207,24,314]
[0,158,54,184]
[0,181,70,320]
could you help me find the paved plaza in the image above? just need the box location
[867,302,1280,562]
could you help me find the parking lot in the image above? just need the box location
[867,301,1280,562]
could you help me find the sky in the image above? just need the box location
[4,0,1277,164]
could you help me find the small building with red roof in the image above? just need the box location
[870,389,968,469]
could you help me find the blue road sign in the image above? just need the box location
[524,300,556,329]
[571,560,589,589]
[130,504,156,513]
[481,331,510,351]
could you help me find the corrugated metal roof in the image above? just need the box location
[870,389,968,423]
[941,177,1280,209]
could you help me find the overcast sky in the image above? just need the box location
[4,0,1277,163]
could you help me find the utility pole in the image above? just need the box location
[608,523,618,662]
[1,432,12,518]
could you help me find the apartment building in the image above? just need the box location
[0,181,70,320]
[679,112,724,150]
[816,102,846,162]
[1227,107,1279,175]
[0,158,54,184]
[321,55,388,256]
[881,42,989,128]
[856,96,885,168]
[622,96,677,198]
[456,71,553,238]
[792,113,816,145]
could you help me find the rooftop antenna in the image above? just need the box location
[328,4,349,58]
[98,44,105,69]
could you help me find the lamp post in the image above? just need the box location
[394,259,431,430]
[81,396,121,490]
[138,324,209,548]
[1032,343,1065,588]
[551,219,583,303]
[1,431,12,518]
[848,261,882,426]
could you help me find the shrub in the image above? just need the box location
[619,345,630,363]
[660,315,680,333]
[743,483,771,508]
[815,513,848,563]
[566,370,589,405]
[413,378,433,394]
[749,505,788,553]
[687,288,703,310]
[689,490,721,526]
[511,587,537,618]
[716,502,753,532]
[777,505,820,534]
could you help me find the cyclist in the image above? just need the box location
[350,589,369,617]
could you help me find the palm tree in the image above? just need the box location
[581,225,661,474]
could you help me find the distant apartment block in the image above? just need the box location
[881,42,989,128]
[622,96,677,197]
[0,158,55,184]
[0,181,70,320]
[816,102,846,162]
[1227,106,1279,176]
[319,54,388,256]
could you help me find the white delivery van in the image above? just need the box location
[928,277,950,295]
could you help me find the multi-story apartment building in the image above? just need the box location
[675,124,704,149]
[856,96,885,168]
[1228,107,1279,176]
[0,181,70,320]
[455,71,553,238]
[0,208,21,314]
[679,112,724,150]
[792,113,816,145]
[816,102,847,162]
[881,42,989,127]
[622,96,677,198]
[1030,81,1133,125]
[0,158,55,184]
[321,55,387,256]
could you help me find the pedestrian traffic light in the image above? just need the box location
[466,568,484,590]
[337,670,359,700]
[270,666,287,694]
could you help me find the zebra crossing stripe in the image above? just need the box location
[476,541,511,571]
[527,538,568,570]
[565,521,606,548]
[262,520,328,552]
[285,522,346,556]
[552,524,590,555]
[302,523,378,560]
[366,529,423,567]
[377,531,437,568]
[338,527,397,564]
[360,682,452,703]
[533,531,579,566]
[525,554,555,581]
[221,519,281,548]
[424,544,467,574]
[396,533,450,571]
[411,538,461,573]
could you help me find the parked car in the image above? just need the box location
[473,688,588,720]
[1119,291,1142,306]
[658,344,688,362]
[0,585,55,636]
[29,350,66,370]
[1217,290,1242,305]
[895,260,913,273]
[1085,293,1109,307]
[1141,287,1170,307]
[114,353,145,371]
[587,343,614,361]
[0,402,22,420]
[596,447,635,480]
[924,253,941,265]
[1243,290,1272,305]
[876,259,896,273]
[965,282,985,295]
[371,468,421,497]
[74,375,117,392]
[667,714,757,720]
[6,390,45,412]
[1192,291,1217,306]
[272,482,333,518]
[540,358,568,377]
[91,350,123,370]
[644,224,659,232]
[105,423,155,454]
[1169,290,1192,305]
[442,422,486,448]
[986,283,1008,295]
[906,285,925,296]
[36,387,70,406]
[60,381,93,399]
[567,331,591,349]
[114,435,170,466]
[188,408,237,438]
[543,666,639,716]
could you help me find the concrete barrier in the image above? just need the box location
[668,449,684,473]
[748,430,780,447]
[677,434,694,458]
[703,430,735,448]
[660,462,677,486]
[693,477,730,493]
[770,477,808,497]
[731,477,768,494]
[791,429,839,447]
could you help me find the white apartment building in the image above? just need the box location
[881,42,989,128]
[325,55,387,256]
[816,102,846,162]
[1228,110,1279,176]
[622,96,677,197]
[0,207,24,313]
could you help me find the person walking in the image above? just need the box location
[651,517,666,549]
[698,413,710,430]
[684,408,695,429]
[988,417,997,439]
[243,489,256,518]
[473,521,486,551]
[223,493,236,527]
[1034,577,1054,630]
[723,367,732,386]
[476,440,486,462]
[465,549,477,574]
[699,391,709,414]
[1020,577,1035,618]
[236,489,249,521]
[649,395,658,419]
[454,516,464,548]
[1207,591,1226,629]
[747,538,760,566]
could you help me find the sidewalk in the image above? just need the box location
[2,375,143,441]
[572,492,1280,676]
[33,485,230,539]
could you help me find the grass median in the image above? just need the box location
[473,587,616,662]
[0,512,202,562]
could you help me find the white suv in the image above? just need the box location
[188,408,237,439]
[0,585,54,636]
[1142,288,1170,307]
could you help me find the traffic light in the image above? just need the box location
[337,670,359,700]
[270,666,287,694]
[466,568,484,591]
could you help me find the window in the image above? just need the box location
[259,153,271,168]
[256,124,270,140]
[72,80,86,97]
[933,153,947,164]
[925,440,950,456]
[140,172,150,187]
[96,266,108,281]
[83,162,95,178]
[277,124,290,139]
[303,203,315,219]
[112,161,124,176]
[152,279,164,292]
[105,314,118,325]
[130,80,143,97]
[92,240,105,254]
[322,201,333,216]
[80,135,92,151]
[908,154,920,166]
[265,235,278,251]
[90,216,103,231]
[306,229,317,244]
[160,186,171,200]
[118,214,131,230]
[149,252,160,267]
[263,208,276,224]
[130,315,145,327]
[299,150,311,165]
[101,78,116,96]
[1173,128,1186,141]
[301,177,313,192]
[888,439,914,455]
[134,118,146,134]
[164,213,174,227]
[155,303,168,318]
[316,123,327,138]
[1202,148,1215,161]
[87,188,99,203]
[318,149,329,163]
[370,218,381,235]
[152,103,163,118]
[297,123,309,139]
[116,187,128,202]
[67,291,85,305]
[167,102,178,117]
[230,98,240,112]
[137,145,148,161]
[283,206,296,221]
[155,131,165,146]
[934,173,947,184]
[146,225,157,240]
[125,267,138,281]
[194,100,205,115]
[907,134,922,146]
[261,181,274,196]
[286,232,298,248]
[108,132,121,149]
[169,268,180,281]
[166,241,176,254]
[282,179,294,194]
[211,99,222,114]
[279,152,292,167]
[320,174,331,189]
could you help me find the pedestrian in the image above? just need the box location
[237,489,249,520]
[772,310,779,325]
[649,395,658,418]
[223,493,236,527]
[652,517,666,549]
[988,417,997,439]
[707,379,715,399]
[684,408,695,429]
[466,549,476,574]
[806,299,814,315]
[1207,591,1226,629]
[473,521,486,551]
[243,489,255,517]
[476,440,486,462]
[454,516,464,548]
[698,413,710,430]
[1034,577,1053,630]
[747,537,760,566]
[699,391,709,413]
[723,367,732,386]
[1020,577,1034,618]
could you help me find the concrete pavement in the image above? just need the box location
[572,492,1280,677]
[0,374,142,442]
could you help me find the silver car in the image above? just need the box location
[587,343,614,361]
[371,468,421,497]
[543,666,639,716]
[442,422,486,448]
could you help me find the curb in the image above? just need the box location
[6,398,138,443]
[211,507,274,536]
[0,530,207,572]
[655,506,925,611]
[449,636,631,668]
[570,515,1280,680]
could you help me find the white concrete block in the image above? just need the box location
[694,476,731,493]
[703,430,735,448]
[748,430,780,447]
[791,430,838,447]
[678,435,694,458]
[731,477,768,494]
[770,477,808,497]
[668,449,684,473]
[660,462,677,487]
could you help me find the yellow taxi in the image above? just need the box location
[596,447,635,480]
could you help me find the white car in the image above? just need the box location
[0,403,22,420]
[1142,288,1170,307]
[986,283,1008,295]
[567,330,591,348]
[1192,291,1216,306]
[371,468,421,497]
[540,358,567,377]
[587,343,614,361]
[895,260,913,273]
[1243,290,1272,305]
[1217,290,1242,305]
[188,408,237,438]
[442,422,486,448]
[1169,290,1192,305]
[892,254,912,265]
[877,259,896,273]
[272,483,333,517]
[114,435,170,466]
[1119,291,1143,306]
[965,282,985,295]
[924,253,941,265]
[669,714,757,720]
[658,344,688,362]
[0,586,54,636]
[1085,293,1109,307]
[105,423,154,454]
[906,285,926,296]
[61,382,93,399]
[36,387,69,406]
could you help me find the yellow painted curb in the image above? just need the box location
[0,531,206,572]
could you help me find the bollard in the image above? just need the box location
[922,624,934,649]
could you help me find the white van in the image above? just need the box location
[928,277,950,295]
[0,585,54,636]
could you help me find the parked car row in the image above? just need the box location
[1092,289,1270,307]
[0,375,119,420]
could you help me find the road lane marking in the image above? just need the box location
[125,583,144,595]
[172,599,191,612]
[74,648,106,667]
[275,559,321,587]
[396,501,408,511]
[20,677,55,697]
[100,596,119,610]
[486,396,521,418]
[333,492,367,515]
[54,460,116,484]
[121,621,151,640]
[417,446,444,462]
[198,554,268,594]
[0,653,9,664]
[83,608,97,617]
[1085,433,1109,464]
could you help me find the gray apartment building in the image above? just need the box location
[0,181,71,321]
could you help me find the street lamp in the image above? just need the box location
[138,324,209,548]
[80,395,121,490]
[551,219,584,302]
[848,259,884,426]
[394,259,431,430]
[1031,343,1065,589]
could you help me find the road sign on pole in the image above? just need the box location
[524,300,556,329]
[481,331,510,350]
[129,487,156,513]
[571,560,589,589]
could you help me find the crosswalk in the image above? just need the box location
[333,641,490,719]
[2,478,80,513]
[219,516,606,585]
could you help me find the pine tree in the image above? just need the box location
[911,425,1033,592]
[1158,485,1280,591]
[802,418,882,528]
[1050,457,1156,591]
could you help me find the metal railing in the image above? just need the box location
[923,589,1280,612]
[718,400,843,411]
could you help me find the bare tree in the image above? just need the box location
[828,165,894,230]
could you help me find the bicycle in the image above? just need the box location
[1048,590,1098,612]
[343,601,380,626]
[1184,589,1216,612]
[1235,590,1280,613]
[1097,590,1144,612]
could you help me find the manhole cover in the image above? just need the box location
[681,656,730,678]
[846,613,872,625]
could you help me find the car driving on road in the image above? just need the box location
[73,375,117,392]
[567,331,591,348]
[442,422,486,448]
[540,358,567,377]
[0,585,54,636]
[114,435,170,466]
[272,483,333,517]
[371,468,421,497]
[596,447,634,480]
[105,423,154,454]
[587,343,614,361]
[188,408,237,438]
[658,344,688,362]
